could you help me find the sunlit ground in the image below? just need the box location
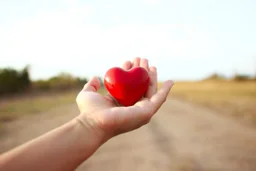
[169,80,256,126]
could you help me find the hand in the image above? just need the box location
[0,58,173,171]
[76,57,174,141]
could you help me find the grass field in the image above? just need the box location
[0,88,108,123]
[169,80,256,125]
[1,81,256,127]
[0,90,79,123]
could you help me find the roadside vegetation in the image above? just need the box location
[170,73,256,126]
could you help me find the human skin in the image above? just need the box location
[0,57,174,171]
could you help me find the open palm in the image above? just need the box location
[76,57,173,138]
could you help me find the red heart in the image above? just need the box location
[104,67,150,106]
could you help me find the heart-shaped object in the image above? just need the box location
[104,67,150,106]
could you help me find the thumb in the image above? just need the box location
[82,76,101,92]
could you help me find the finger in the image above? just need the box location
[140,58,149,71]
[132,57,141,67]
[149,80,174,112]
[82,76,101,92]
[113,81,173,133]
[122,61,132,70]
[145,66,157,98]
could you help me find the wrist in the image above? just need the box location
[72,114,107,154]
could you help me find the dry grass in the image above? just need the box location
[0,88,108,123]
[168,80,256,125]
[0,90,79,123]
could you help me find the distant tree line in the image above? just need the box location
[0,66,90,96]
[1,66,255,96]
[203,73,256,81]
[0,66,31,95]
[33,72,88,91]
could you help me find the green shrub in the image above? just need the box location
[0,66,89,95]
[33,73,88,91]
[33,80,51,90]
[0,66,31,95]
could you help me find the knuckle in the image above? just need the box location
[144,119,150,125]
[76,93,81,103]
[141,117,151,125]
[149,105,157,115]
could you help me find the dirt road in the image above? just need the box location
[1,98,256,171]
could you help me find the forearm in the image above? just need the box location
[0,117,104,171]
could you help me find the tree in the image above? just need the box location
[0,66,31,95]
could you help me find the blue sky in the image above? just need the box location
[0,0,255,81]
